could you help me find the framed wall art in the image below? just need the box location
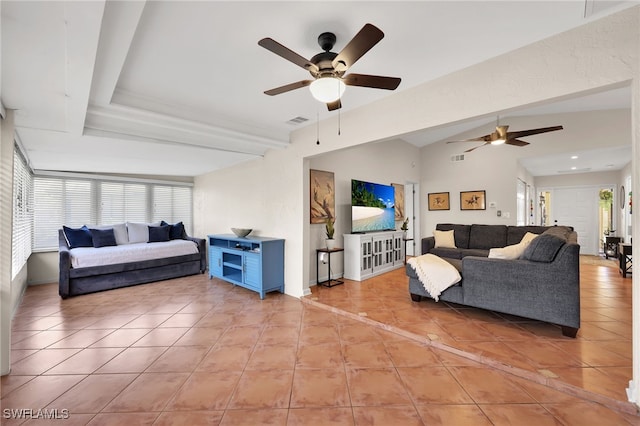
[428,192,450,211]
[392,183,405,220]
[460,190,486,210]
[310,169,335,224]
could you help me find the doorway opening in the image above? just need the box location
[599,187,616,257]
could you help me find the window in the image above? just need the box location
[33,178,95,249]
[33,173,193,250]
[151,185,192,232]
[12,147,33,278]
[99,182,147,224]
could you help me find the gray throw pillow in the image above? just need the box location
[542,226,570,241]
[520,233,566,263]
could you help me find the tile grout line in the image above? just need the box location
[301,295,640,416]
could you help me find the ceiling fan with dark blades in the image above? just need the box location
[258,23,401,110]
[446,119,563,153]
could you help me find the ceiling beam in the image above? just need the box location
[88,1,147,105]
[64,1,106,135]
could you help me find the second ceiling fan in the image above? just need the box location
[447,118,563,152]
[258,23,401,111]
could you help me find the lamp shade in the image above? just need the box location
[309,77,346,103]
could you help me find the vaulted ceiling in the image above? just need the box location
[1,1,635,177]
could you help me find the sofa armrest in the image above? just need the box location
[187,236,207,273]
[58,229,71,298]
[421,237,435,255]
[461,243,580,329]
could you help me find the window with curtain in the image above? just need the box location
[12,147,33,278]
[33,174,193,250]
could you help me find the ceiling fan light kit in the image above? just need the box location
[309,77,346,103]
[259,23,401,111]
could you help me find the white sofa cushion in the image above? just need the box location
[94,223,128,245]
[127,221,161,243]
[489,232,539,259]
[434,229,456,248]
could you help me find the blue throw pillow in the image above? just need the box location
[160,220,186,240]
[149,224,171,243]
[63,225,93,249]
[89,228,117,248]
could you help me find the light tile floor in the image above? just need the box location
[1,256,638,425]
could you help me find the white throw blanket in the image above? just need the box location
[407,254,462,301]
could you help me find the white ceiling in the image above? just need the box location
[1,1,636,178]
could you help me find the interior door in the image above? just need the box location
[551,186,599,255]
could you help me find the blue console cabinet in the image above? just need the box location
[208,234,285,299]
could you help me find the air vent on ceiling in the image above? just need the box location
[286,116,309,125]
[450,154,465,162]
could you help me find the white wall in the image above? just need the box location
[192,7,640,402]
[308,139,420,284]
[1,110,17,375]
[420,139,520,237]
[194,6,639,299]
[27,251,58,285]
[619,161,633,242]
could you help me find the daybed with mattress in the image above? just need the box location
[59,221,206,298]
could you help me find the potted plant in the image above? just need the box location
[325,217,336,250]
[400,217,409,238]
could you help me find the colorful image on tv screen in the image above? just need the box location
[351,179,395,233]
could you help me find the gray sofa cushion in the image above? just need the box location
[436,224,471,249]
[506,226,548,245]
[459,248,491,258]
[520,233,566,262]
[430,247,463,259]
[542,226,572,240]
[469,225,508,249]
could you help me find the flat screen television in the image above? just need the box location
[351,179,396,233]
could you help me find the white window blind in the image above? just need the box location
[12,147,33,278]
[33,174,193,250]
[152,185,192,231]
[99,182,147,224]
[33,178,96,249]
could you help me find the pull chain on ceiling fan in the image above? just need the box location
[258,23,401,111]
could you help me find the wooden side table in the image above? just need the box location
[619,243,632,278]
[316,248,344,287]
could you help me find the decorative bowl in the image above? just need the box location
[231,228,252,238]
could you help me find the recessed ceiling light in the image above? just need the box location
[571,166,577,170]
[571,155,578,159]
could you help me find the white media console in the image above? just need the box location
[343,231,405,281]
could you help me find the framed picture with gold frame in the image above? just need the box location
[428,192,450,211]
[460,190,486,210]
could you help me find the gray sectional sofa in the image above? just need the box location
[58,224,206,298]
[406,224,580,337]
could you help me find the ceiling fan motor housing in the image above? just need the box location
[318,32,337,51]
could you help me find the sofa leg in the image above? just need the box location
[410,293,422,302]
[561,326,578,338]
